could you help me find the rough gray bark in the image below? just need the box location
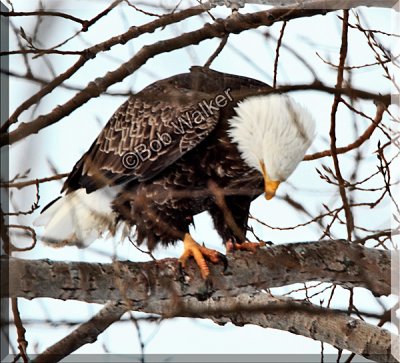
[3,240,392,304]
[154,293,398,363]
[2,240,397,362]
[210,0,398,9]
[25,293,399,363]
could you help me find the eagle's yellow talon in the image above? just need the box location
[226,240,266,253]
[179,233,223,279]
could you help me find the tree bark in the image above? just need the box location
[1,240,397,362]
[210,0,398,9]
[2,240,392,304]
[160,293,397,363]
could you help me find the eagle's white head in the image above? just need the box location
[228,94,316,200]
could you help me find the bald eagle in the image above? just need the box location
[34,67,315,279]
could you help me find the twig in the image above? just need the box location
[273,21,287,88]
[0,3,213,135]
[11,298,29,363]
[0,173,68,189]
[1,11,91,28]
[1,69,132,96]
[265,29,319,80]
[1,48,83,56]
[204,35,229,68]
[123,0,162,18]
[7,225,37,252]
[329,10,354,240]
[304,102,386,160]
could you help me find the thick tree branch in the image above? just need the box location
[159,293,398,363]
[26,293,399,362]
[3,240,392,304]
[3,240,395,361]
[210,0,398,9]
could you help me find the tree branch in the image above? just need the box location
[160,293,398,363]
[210,0,398,9]
[304,102,386,161]
[1,6,362,147]
[32,301,127,363]
[0,173,68,189]
[3,240,392,303]
[329,10,354,240]
[0,2,212,135]
[3,240,395,361]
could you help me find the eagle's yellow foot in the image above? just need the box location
[179,233,227,279]
[226,240,266,253]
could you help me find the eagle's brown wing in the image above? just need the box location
[63,67,269,193]
[63,93,220,193]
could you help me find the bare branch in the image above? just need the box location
[204,35,229,68]
[210,0,398,9]
[32,301,127,363]
[11,298,28,363]
[273,21,287,88]
[304,102,386,161]
[329,10,354,240]
[163,293,398,363]
[4,258,397,362]
[0,2,213,135]
[1,11,91,28]
[3,240,392,303]
[0,173,68,189]
[1,6,357,146]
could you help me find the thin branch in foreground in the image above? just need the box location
[304,102,386,161]
[1,11,90,28]
[273,21,287,88]
[32,301,127,363]
[0,2,212,135]
[204,35,229,68]
[329,10,354,241]
[6,225,37,252]
[0,173,69,189]
[11,298,29,363]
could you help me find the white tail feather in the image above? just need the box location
[33,187,120,247]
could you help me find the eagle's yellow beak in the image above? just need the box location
[264,179,281,200]
[260,161,281,200]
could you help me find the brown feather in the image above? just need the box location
[62,67,270,248]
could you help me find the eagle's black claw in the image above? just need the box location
[178,261,188,283]
[218,252,228,272]
[195,277,214,301]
